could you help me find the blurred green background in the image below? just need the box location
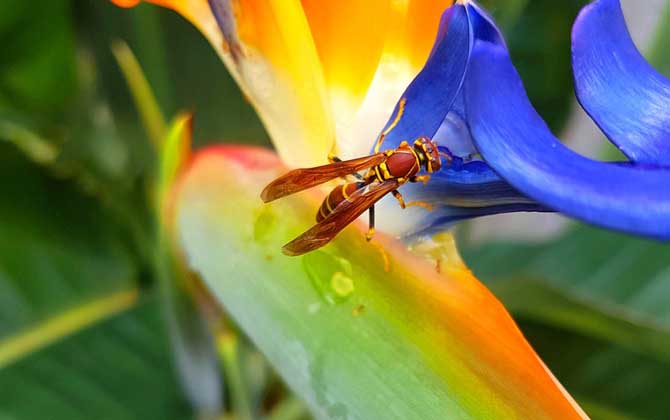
[0,0,668,419]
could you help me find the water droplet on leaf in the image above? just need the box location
[302,251,355,304]
[331,272,354,298]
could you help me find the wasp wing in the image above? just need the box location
[260,153,386,202]
[282,179,400,256]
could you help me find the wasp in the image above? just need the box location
[261,99,446,255]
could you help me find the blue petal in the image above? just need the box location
[572,0,670,165]
[465,41,670,240]
[371,1,546,238]
[374,4,471,151]
[400,159,549,237]
[404,159,536,208]
[407,202,551,239]
[465,1,506,47]
[375,2,505,153]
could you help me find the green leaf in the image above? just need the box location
[112,40,167,148]
[0,0,76,118]
[154,115,223,415]
[496,0,586,131]
[174,145,588,420]
[462,225,670,362]
[647,2,670,75]
[462,225,670,419]
[521,320,670,420]
[0,145,139,352]
[0,299,193,420]
[157,113,191,217]
[477,0,530,30]
[0,147,195,418]
[0,118,58,165]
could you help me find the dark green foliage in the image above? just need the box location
[463,224,670,419]
[0,145,137,338]
[1,0,668,418]
[481,0,588,131]
[0,301,193,420]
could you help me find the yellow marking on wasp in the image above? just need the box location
[374,166,384,182]
[325,195,334,212]
[411,148,421,170]
[413,175,431,185]
[319,204,328,219]
[426,145,435,172]
[414,141,433,172]
[405,149,421,174]
[379,162,392,179]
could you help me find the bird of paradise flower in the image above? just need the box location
[111,0,669,419]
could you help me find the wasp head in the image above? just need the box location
[414,137,442,173]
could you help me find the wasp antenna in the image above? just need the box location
[438,152,453,164]
[437,145,454,162]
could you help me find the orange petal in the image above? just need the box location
[229,0,334,167]
[110,0,334,168]
[111,0,141,7]
[335,0,452,158]
[300,0,390,125]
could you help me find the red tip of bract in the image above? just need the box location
[191,145,279,172]
[110,0,142,7]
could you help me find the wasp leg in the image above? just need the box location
[351,172,365,181]
[366,205,375,241]
[374,133,386,154]
[392,190,433,211]
[365,205,390,271]
[375,97,407,153]
[410,175,431,185]
[406,201,434,211]
[371,240,390,272]
[328,153,364,181]
[391,190,406,209]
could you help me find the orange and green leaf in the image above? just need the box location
[173,145,589,419]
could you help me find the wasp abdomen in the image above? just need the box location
[317,182,366,222]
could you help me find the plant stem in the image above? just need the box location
[219,333,256,420]
[266,396,308,420]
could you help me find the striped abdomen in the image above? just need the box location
[316,182,366,222]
